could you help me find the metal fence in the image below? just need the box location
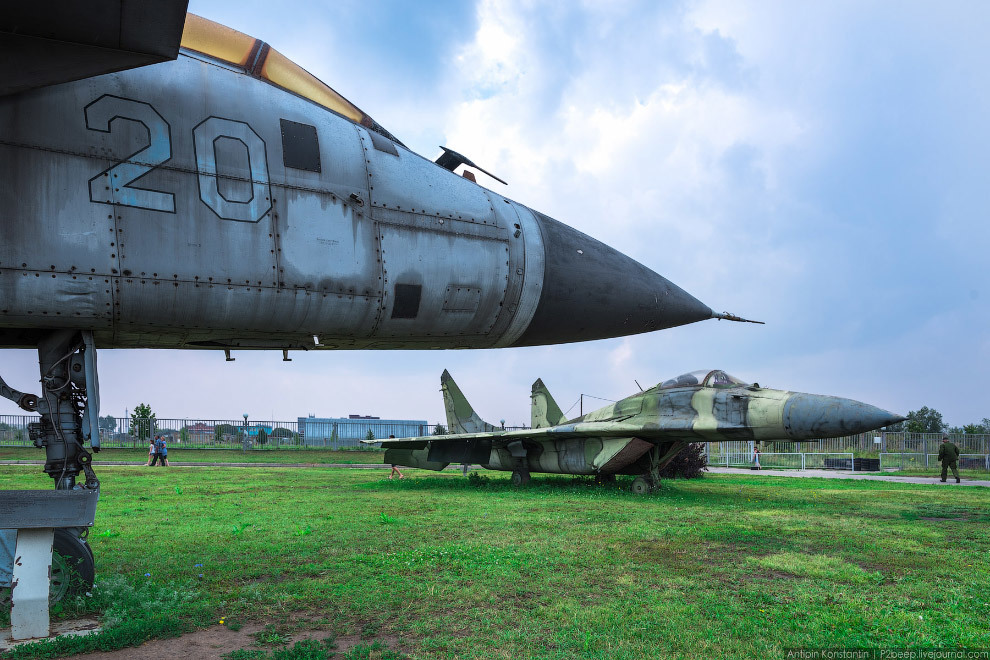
[879,453,990,472]
[709,433,990,458]
[711,450,854,470]
[0,414,448,450]
[788,432,990,455]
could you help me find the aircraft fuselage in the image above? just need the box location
[0,46,713,351]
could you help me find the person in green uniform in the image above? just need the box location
[938,436,960,483]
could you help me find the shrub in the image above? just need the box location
[659,443,707,479]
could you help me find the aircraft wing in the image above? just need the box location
[366,419,684,448]
[0,1,188,96]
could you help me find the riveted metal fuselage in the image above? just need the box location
[0,39,724,352]
[0,52,547,350]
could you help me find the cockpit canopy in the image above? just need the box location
[180,14,401,145]
[659,370,748,390]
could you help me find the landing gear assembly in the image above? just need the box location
[629,441,688,495]
[0,329,103,492]
[0,330,102,639]
[511,469,531,487]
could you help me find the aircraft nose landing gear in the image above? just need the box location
[0,330,102,638]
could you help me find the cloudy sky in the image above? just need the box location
[2,0,988,427]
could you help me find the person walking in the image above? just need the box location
[159,435,170,467]
[938,435,960,483]
[386,435,404,479]
[146,437,156,466]
[751,445,761,470]
[149,435,162,466]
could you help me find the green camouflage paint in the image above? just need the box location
[372,369,904,491]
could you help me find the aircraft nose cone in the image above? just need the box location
[783,393,906,440]
[511,211,713,346]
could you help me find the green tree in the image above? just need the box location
[98,415,117,433]
[129,404,156,441]
[257,428,269,445]
[904,406,945,434]
[214,424,237,444]
[365,429,375,442]
[271,427,292,445]
[179,427,190,443]
[433,423,448,435]
[963,420,990,434]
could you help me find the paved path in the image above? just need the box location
[1,461,988,486]
[708,467,990,487]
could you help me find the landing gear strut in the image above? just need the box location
[0,330,101,598]
[0,330,101,490]
[507,440,530,487]
[629,442,687,495]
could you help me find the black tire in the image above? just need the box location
[511,470,531,487]
[51,529,95,602]
[630,476,651,495]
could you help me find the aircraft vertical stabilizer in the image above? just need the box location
[440,370,498,434]
[531,378,565,428]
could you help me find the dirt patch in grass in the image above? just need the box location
[74,623,268,660]
[72,619,408,660]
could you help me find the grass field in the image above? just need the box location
[1,467,988,659]
[0,447,386,464]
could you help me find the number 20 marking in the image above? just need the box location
[85,95,272,223]
[85,96,175,213]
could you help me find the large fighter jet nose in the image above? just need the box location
[511,212,713,347]
[783,393,905,440]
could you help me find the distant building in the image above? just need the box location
[184,422,215,442]
[297,415,429,447]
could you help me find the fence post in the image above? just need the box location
[801,453,805,470]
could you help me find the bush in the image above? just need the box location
[659,443,707,479]
[467,471,491,486]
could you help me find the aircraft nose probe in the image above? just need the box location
[712,312,765,324]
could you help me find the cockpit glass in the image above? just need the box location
[704,370,747,388]
[659,370,709,389]
[659,370,748,390]
[180,14,401,144]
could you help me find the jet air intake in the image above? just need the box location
[511,212,714,347]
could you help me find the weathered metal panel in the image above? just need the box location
[373,221,509,342]
[0,489,98,528]
[362,128,497,226]
[0,141,115,326]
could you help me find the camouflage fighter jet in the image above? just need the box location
[369,370,905,493]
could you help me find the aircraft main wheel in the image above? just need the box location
[511,470,531,487]
[50,529,95,602]
[630,476,651,495]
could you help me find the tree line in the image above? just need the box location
[887,406,990,435]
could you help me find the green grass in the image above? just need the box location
[1,468,989,658]
[877,468,988,479]
[0,448,385,464]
